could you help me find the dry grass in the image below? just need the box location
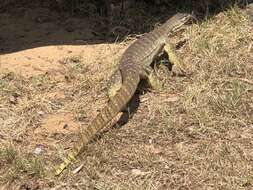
[0,4,253,190]
[0,145,44,185]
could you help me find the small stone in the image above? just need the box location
[37,111,45,116]
[63,124,68,129]
[131,169,149,176]
[72,163,84,174]
[9,96,17,104]
[33,146,43,155]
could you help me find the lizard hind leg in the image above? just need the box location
[107,69,123,100]
[141,65,164,92]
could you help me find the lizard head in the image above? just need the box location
[164,13,194,33]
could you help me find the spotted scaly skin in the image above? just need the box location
[55,13,192,176]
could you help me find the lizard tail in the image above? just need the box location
[54,70,140,176]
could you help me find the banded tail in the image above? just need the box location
[55,69,140,176]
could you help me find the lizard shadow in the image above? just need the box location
[93,52,184,143]
[108,53,176,127]
[1,1,251,55]
[113,48,191,128]
[91,80,153,143]
[94,49,188,141]
[93,91,141,142]
[113,92,141,129]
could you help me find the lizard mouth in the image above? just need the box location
[174,13,197,32]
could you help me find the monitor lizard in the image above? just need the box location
[55,13,192,176]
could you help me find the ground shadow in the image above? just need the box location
[0,0,249,55]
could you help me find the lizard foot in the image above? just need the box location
[164,42,186,76]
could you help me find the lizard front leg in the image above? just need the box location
[164,40,186,76]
